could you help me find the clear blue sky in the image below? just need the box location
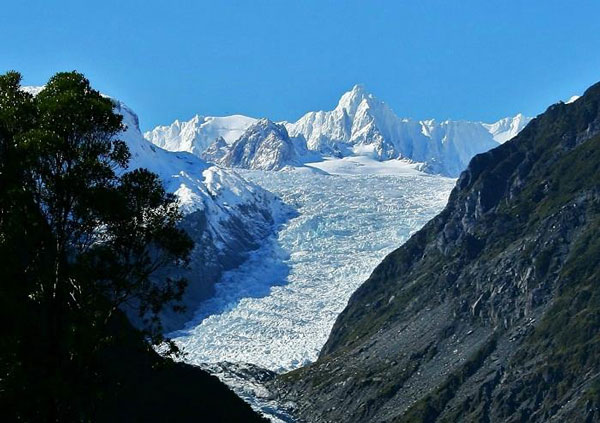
[2,0,600,130]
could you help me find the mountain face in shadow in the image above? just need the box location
[92,315,269,423]
[272,82,600,422]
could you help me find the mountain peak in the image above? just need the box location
[254,117,277,127]
[220,116,307,171]
[246,118,289,137]
[350,83,367,95]
[336,84,375,116]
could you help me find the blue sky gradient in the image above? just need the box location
[2,0,599,130]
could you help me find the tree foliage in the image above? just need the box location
[0,71,193,420]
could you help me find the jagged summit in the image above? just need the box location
[335,84,381,116]
[285,85,528,175]
[219,118,311,171]
[483,112,531,143]
[250,117,289,134]
[146,86,531,176]
[230,118,292,150]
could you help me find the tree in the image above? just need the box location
[0,71,193,420]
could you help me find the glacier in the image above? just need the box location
[173,167,455,369]
[172,166,455,420]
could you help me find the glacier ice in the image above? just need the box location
[173,167,455,372]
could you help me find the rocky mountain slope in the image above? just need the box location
[88,314,269,422]
[201,136,230,162]
[114,101,291,331]
[271,83,600,422]
[145,85,530,176]
[217,118,314,170]
[11,83,269,423]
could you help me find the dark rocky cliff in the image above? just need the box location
[272,82,600,422]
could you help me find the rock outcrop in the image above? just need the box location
[219,118,311,171]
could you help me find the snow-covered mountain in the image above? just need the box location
[285,84,532,176]
[482,113,530,143]
[24,85,288,330]
[216,118,316,171]
[146,85,531,177]
[201,136,230,163]
[144,114,257,157]
[285,84,401,156]
[113,101,291,330]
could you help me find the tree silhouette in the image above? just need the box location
[0,71,193,420]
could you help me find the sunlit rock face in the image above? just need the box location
[218,118,312,171]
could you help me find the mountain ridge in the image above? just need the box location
[144,85,531,176]
[145,114,257,157]
[270,82,600,422]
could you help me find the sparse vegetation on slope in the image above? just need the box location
[273,82,600,423]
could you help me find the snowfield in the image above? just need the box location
[173,165,455,372]
[145,114,257,156]
[304,155,426,176]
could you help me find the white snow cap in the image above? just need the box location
[146,84,532,176]
[144,114,258,156]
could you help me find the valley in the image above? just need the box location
[5,3,599,422]
[171,163,455,417]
